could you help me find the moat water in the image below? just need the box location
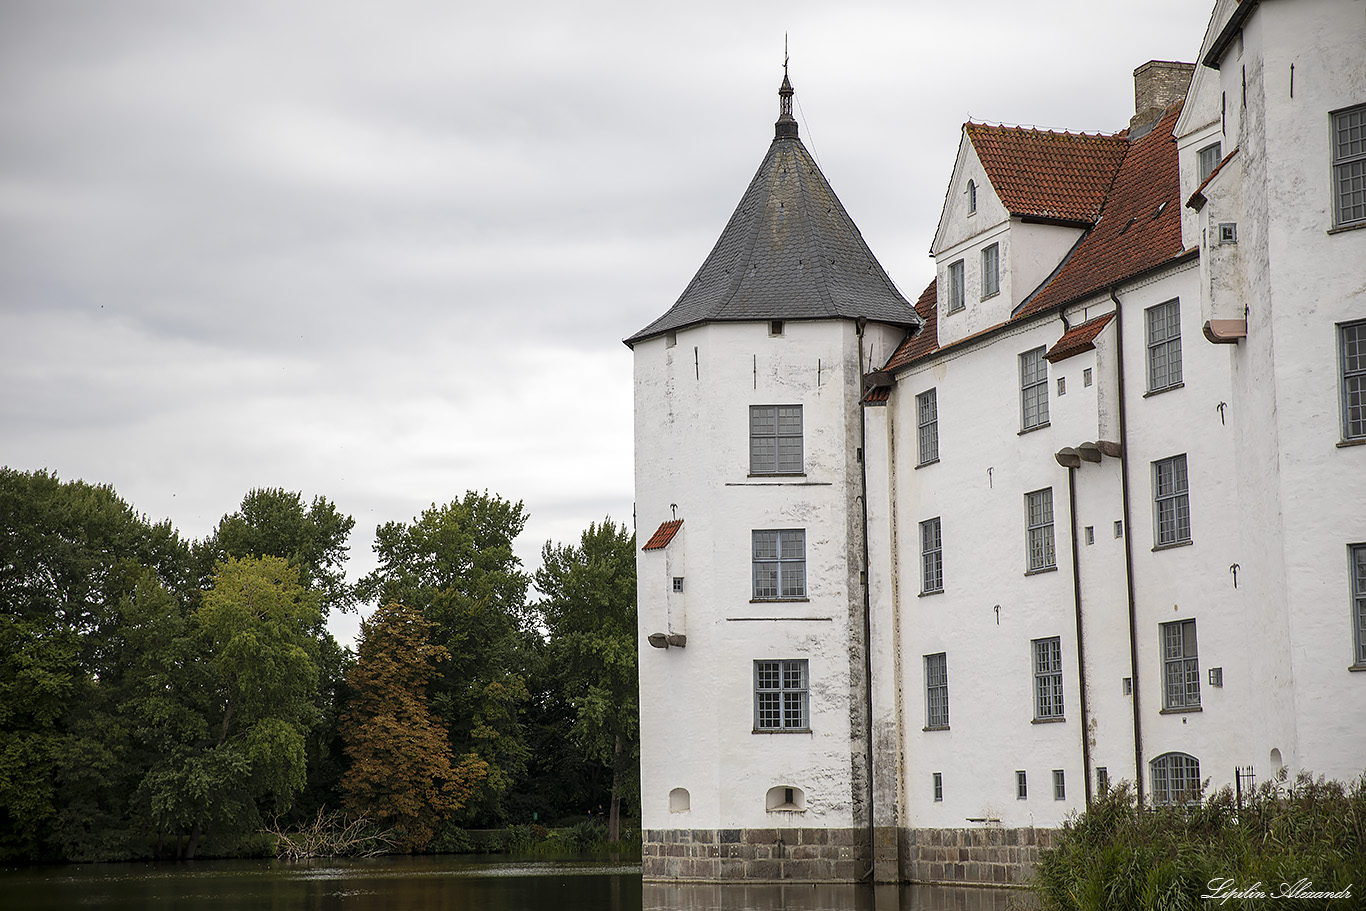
[1,855,1035,910]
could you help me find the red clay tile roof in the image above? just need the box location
[1017,104,1189,317]
[967,123,1128,224]
[862,385,891,404]
[642,519,683,551]
[881,280,939,372]
[1046,312,1115,362]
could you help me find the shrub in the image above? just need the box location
[1035,770,1366,911]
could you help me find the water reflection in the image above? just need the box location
[0,856,1034,911]
[643,882,1036,911]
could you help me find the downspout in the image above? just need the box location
[1064,465,1093,808]
[856,318,877,881]
[1110,288,1145,803]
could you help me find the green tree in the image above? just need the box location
[356,492,533,825]
[535,519,638,841]
[200,488,355,617]
[199,488,356,823]
[143,556,322,857]
[341,602,484,850]
[0,468,193,860]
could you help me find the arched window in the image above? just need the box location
[765,785,805,812]
[968,180,977,214]
[1150,752,1201,806]
[669,787,690,812]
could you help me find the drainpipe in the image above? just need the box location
[1110,288,1145,803]
[1063,464,1094,808]
[855,318,877,881]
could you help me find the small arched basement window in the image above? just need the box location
[765,785,805,812]
[669,788,690,813]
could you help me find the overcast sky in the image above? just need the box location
[0,0,1216,646]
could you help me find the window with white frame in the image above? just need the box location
[1153,454,1191,546]
[1033,637,1064,720]
[754,659,809,731]
[916,388,939,465]
[752,529,805,599]
[1025,488,1056,572]
[1332,104,1366,228]
[1020,347,1049,430]
[1341,320,1366,441]
[1053,770,1066,800]
[1352,544,1366,666]
[1197,142,1222,184]
[932,772,943,801]
[1161,619,1200,710]
[968,180,977,214]
[925,652,949,729]
[921,517,943,594]
[981,243,1000,299]
[750,405,803,474]
[1150,752,1201,806]
[1146,299,1183,392]
[947,260,965,312]
[1016,770,1028,800]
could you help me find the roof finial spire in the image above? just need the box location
[775,37,798,141]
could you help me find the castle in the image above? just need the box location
[628,0,1366,885]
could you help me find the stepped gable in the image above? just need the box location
[967,122,1128,225]
[626,76,921,346]
[1018,104,1188,316]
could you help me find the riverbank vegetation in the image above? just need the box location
[0,468,639,862]
[1035,771,1366,910]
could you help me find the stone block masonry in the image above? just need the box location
[642,827,1056,886]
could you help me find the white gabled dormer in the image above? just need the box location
[929,122,1128,348]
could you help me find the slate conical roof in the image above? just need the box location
[625,78,921,346]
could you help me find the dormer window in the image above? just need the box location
[947,260,965,313]
[968,180,977,214]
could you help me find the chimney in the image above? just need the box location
[1131,60,1195,132]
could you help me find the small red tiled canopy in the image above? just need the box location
[1046,312,1115,362]
[642,519,683,551]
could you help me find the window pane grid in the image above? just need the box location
[1147,300,1183,391]
[753,529,805,600]
[1154,455,1191,545]
[921,517,943,593]
[1162,619,1200,709]
[1343,322,1366,440]
[925,653,949,728]
[1152,753,1201,806]
[755,659,808,730]
[750,405,803,474]
[1033,637,1064,719]
[948,261,965,312]
[1335,106,1366,226]
[1354,545,1366,665]
[1026,489,1056,571]
[1020,348,1049,429]
[982,244,999,298]
[917,389,939,464]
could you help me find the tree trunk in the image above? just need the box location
[185,821,202,859]
[608,735,622,843]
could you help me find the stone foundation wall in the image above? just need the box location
[901,827,1058,887]
[641,828,869,882]
[643,826,1056,886]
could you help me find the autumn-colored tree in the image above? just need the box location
[341,602,485,851]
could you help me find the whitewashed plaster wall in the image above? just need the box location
[635,318,887,832]
[1228,0,1366,781]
